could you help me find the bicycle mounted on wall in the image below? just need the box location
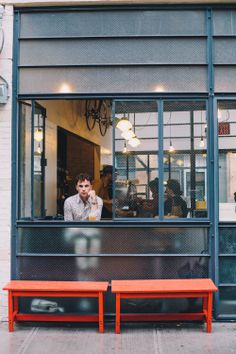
[85,100,112,136]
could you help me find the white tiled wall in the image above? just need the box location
[0,4,13,321]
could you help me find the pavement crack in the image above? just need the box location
[17,327,39,354]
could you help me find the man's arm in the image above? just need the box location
[88,192,103,220]
[63,198,74,221]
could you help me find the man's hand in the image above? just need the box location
[88,190,96,202]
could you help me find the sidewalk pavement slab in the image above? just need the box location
[1,321,236,354]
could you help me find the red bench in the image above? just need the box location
[112,278,218,334]
[3,280,108,333]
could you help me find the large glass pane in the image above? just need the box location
[219,287,236,315]
[19,102,32,218]
[33,104,46,218]
[115,101,158,218]
[218,101,236,221]
[163,101,207,219]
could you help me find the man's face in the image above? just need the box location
[76,179,92,200]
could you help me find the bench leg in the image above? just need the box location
[98,292,104,333]
[115,293,121,334]
[8,291,14,332]
[206,292,213,333]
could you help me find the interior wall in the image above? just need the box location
[39,100,112,216]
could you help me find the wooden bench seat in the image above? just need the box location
[111,278,218,334]
[3,280,108,333]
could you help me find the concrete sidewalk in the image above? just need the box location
[1,321,236,354]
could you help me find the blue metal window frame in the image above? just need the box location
[113,97,210,222]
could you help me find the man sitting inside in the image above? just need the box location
[64,173,103,221]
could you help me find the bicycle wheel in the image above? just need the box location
[98,101,110,136]
[85,100,96,131]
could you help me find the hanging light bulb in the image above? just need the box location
[34,128,43,142]
[128,136,140,148]
[169,140,175,153]
[121,129,135,140]
[199,136,205,148]
[123,141,128,154]
[116,115,132,132]
[37,143,42,154]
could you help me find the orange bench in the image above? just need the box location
[3,280,108,333]
[112,278,218,334]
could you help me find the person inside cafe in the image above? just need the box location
[93,165,114,219]
[138,177,159,217]
[64,173,103,221]
[164,179,188,218]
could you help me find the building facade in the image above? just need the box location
[1,0,236,321]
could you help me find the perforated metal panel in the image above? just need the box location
[219,257,236,283]
[219,228,236,253]
[19,38,207,66]
[215,66,236,92]
[18,8,208,95]
[219,288,236,315]
[19,66,207,94]
[17,255,209,281]
[20,10,206,38]
[17,227,209,255]
[213,10,236,36]
[214,39,236,64]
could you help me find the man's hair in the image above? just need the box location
[166,179,182,196]
[149,177,159,192]
[75,173,93,185]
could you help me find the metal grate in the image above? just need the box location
[213,10,236,36]
[17,227,209,255]
[214,38,236,65]
[19,66,208,95]
[19,38,207,67]
[219,228,236,254]
[219,257,236,283]
[20,10,206,38]
[17,255,209,281]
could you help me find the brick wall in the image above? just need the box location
[0,4,13,321]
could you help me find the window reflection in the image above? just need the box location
[218,101,236,221]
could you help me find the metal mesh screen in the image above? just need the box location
[20,10,206,38]
[213,10,236,36]
[17,227,209,255]
[219,257,236,283]
[17,255,209,281]
[19,38,207,66]
[215,66,236,92]
[219,228,236,254]
[19,67,207,94]
[219,287,236,315]
[214,38,236,64]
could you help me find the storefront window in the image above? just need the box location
[163,101,207,218]
[18,99,209,221]
[115,101,158,218]
[218,100,236,221]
